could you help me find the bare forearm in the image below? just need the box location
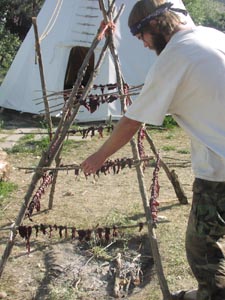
[99,116,141,158]
[81,116,141,173]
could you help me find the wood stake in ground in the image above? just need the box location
[144,128,188,204]
[32,17,53,140]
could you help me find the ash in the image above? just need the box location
[35,235,154,300]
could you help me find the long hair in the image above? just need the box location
[128,0,182,36]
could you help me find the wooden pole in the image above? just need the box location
[130,139,171,300]
[32,17,53,140]
[48,147,62,210]
[144,129,188,204]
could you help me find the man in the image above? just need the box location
[81,0,225,299]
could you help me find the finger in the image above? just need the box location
[82,164,94,174]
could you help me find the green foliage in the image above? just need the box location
[162,115,178,129]
[0,25,20,82]
[206,10,225,31]
[8,134,50,155]
[0,0,44,82]
[183,0,225,31]
[0,0,45,40]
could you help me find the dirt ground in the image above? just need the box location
[0,111,196,300]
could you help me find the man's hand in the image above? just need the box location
[81,151,106,175]
[81,116,141,175]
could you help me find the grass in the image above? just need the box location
[48,284,74,300]
[6,134,87,156]
[177,149,190,154]
[0,123,195,300]
[0,181,17,205]
[103,208,137,227]
[162,145,176,151]
[89,245,113,260]
[6,134,48,154]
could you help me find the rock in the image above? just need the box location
[0,291,7,299]
[0,148,10,181]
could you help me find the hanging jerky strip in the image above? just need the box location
[47,125,114,161]
[79,93,119,113]
[63,83,134,114]
[17,222,145,253]
[149,153,161,226]
[137,127,149,171]
[67,124,114,139]
[18,225,32,254]
[19,156,154,177]
[25,171,54,220]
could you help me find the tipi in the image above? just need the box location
[0,0,193,122]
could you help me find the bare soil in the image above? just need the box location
[0,111,196,300]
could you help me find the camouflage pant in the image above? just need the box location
[186,178,225,300]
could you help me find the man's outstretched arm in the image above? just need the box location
[81,116,142,174]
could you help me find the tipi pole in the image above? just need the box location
[130,139,171,300]
[32,17,53,139]
[144,129,188,204]
[33,17,61,209]
[48,147,62,210]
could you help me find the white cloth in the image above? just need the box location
[125,26,225,181]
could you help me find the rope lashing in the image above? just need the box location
[39,0,64,42]
[97,20,116,40]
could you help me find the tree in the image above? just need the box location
[183,0,225,31]
[0,25,20,81]
[0,0,44,41]
[0,0,44,82]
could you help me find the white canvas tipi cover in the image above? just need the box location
[0,0,192,122]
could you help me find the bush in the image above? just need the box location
[0,25,20,82]
[162,115,178,129]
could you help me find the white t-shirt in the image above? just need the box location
[125,26,225,181]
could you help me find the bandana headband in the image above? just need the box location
[130,2,188,36]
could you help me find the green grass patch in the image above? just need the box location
[7,134,50,155]
[162,145,176,151]
[49,283,74,300]
[7,134,87,156]
[0,181,17,205]
[166,133,175,140]
[177,149,190,154]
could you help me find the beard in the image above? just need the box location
[152,33,167,55]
